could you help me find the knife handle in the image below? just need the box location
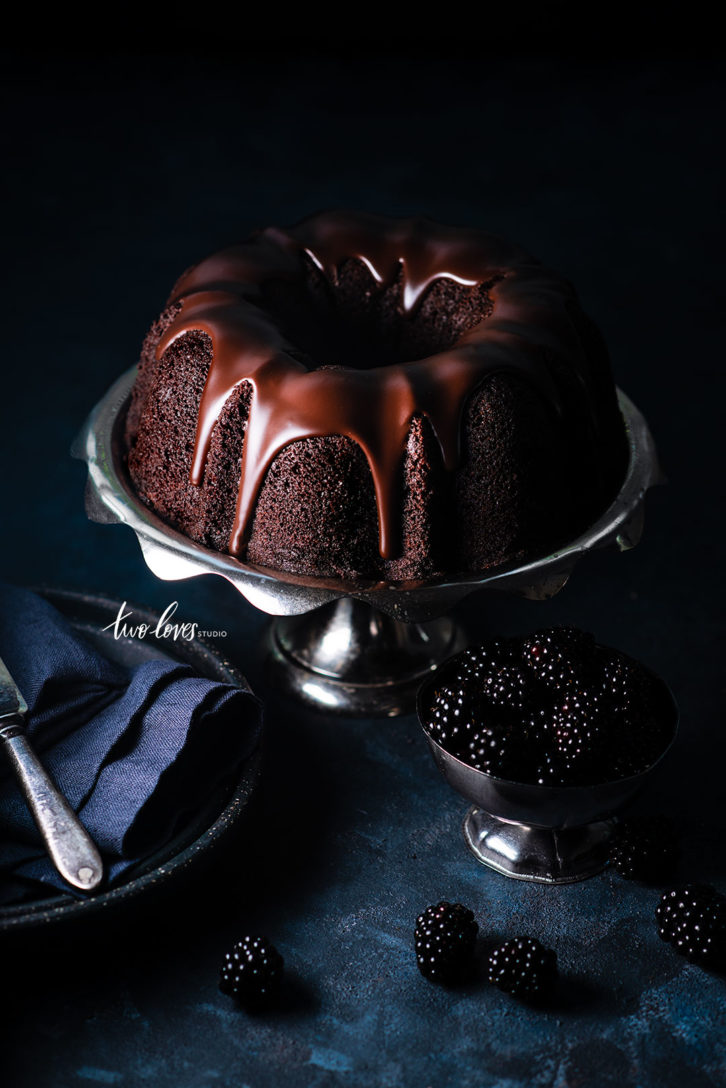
[0,719,104,891]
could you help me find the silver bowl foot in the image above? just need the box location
[463,806,615,884]
[266,597,466,717]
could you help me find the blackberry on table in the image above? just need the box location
[486,936,558,1001]
[219,936,284,1008]
[414,901,478,984]
[610,814,678,881]
[656,884,726,967]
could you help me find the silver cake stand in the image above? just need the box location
[73,367,661,717]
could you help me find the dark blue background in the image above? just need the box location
[2,40,725,1087]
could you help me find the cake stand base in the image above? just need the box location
[463,806,616,884]
[266,597,466,717]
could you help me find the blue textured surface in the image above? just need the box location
[2,48,725,1087]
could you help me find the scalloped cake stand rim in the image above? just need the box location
[72,366,661,624]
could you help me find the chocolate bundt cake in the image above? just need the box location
[125,211,627,581]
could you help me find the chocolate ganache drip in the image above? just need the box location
[155,211,588,560]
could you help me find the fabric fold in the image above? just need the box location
[0,584,262,903]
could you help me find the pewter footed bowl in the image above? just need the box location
[417,670,679,884]
[73,367,661,717]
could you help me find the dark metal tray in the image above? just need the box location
[0,588,263,932]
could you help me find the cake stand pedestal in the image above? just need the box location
[267,598,466,716]
[73,368,661,718]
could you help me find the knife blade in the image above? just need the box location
[0,652,104,892]
[0,654,27,717]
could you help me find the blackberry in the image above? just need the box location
[466,720,530,780]
[533,748,567,787]
[656,885,726,967]
[414,901,478,984]
[598,650,650,720]
[219,936,284,1008]
[451,640,516,684]
[487,936,558,1000]
[426,683,479,754]
[547,691,604,783]
[550,693,599,753]
[521,707,549,751]
[465,726,499,771]
[481,664,532,711]
[521,708,565,785]
[610,814,678,881]
[522,627,595,693]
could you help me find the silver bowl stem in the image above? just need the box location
[463,809,616,884]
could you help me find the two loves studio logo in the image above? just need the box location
[102,601,228,643]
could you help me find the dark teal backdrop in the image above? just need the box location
[1,43,725,1088]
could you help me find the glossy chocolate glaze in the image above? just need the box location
[155,211,592,560]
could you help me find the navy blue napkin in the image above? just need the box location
[0,584,262,903]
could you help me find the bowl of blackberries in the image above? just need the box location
[417,626,678,884]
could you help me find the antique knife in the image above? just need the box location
[0,653,103,891]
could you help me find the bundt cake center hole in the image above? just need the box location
[260,258,497,370]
